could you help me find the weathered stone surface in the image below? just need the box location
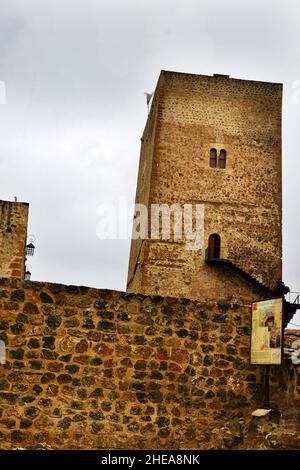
[40,292,54,304]
[28,338,40,349]
[0,202,28,280]
[46,316,62,329]
[43,336,55,350]
[127,72,282,307]
[0,278,298,451]
[11,290,25,302]
[23,302,39,315]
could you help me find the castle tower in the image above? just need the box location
[127,71,282,304]
[0,200,29,279]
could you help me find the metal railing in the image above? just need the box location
[287,291,300,304]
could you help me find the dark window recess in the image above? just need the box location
[219,149,226,169]
[208,234,221,259]
[209,148,217,168]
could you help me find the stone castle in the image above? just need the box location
[0,71,299,450]
[128,71,282,304]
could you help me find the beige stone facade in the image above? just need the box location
[0,201,29,280]
[0,279,298,450]
[127,71,282,304]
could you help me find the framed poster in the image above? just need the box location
[250,298,284,365]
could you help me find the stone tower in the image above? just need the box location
[127,71,282,304]
[0,200,29,279]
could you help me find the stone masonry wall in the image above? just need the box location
[271,331,300,402]
[0,201,28,280]
[271,358,300,403]
[127,71,282,303]
[0,277,270,450]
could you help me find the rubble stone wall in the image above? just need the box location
[0,277,266,450]
[0,201,28,280]
[0,278,297,449]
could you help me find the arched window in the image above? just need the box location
[219,149,226,169]
[208,233,221,259]
[209,148,217,168]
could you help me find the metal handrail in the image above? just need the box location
[287,292,300,304]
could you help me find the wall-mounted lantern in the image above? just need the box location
[25,270,31,281]
[26,243,35,256]
[26,234,36,257]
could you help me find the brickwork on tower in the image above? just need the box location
[0,201,29,280]
[127,71,282,304]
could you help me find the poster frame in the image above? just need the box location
[250,296,285,366]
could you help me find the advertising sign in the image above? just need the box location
[250,298,283,365]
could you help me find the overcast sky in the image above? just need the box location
[0,0,299,325]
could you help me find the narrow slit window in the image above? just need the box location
[219,149,226,169]
[210,148,217,168]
